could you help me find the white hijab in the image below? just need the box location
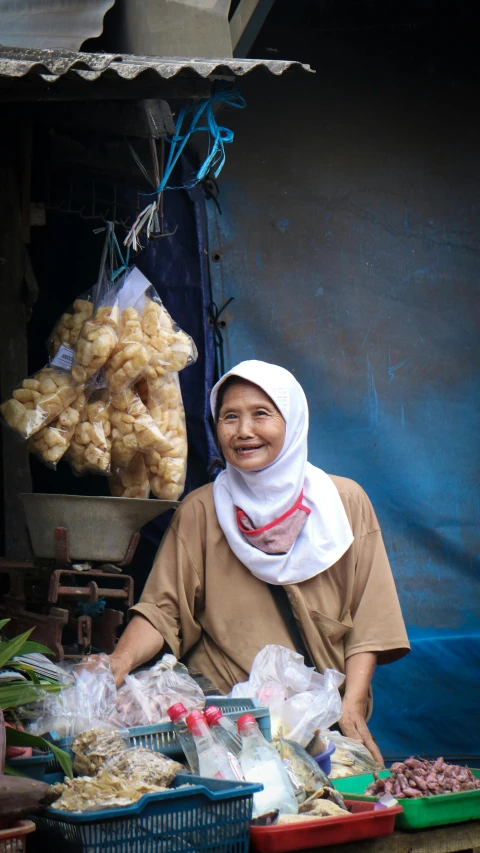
[211,361,354,585]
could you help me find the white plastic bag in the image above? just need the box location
[28,654,117,738]
[230,645,344,748]
[113,654,205,727]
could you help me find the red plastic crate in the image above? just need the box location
[249,800,403,853]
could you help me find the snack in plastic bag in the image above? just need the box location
[113,654,205,727]
[109,387,173,469]
[72,727,129,776]
[104,748,183,785]
[0,367,79,439]
[28,654,118,739]
[68,395,111,474]
[72,303,119,383]
[28,389,86,467]
[49,297,94,358]
[138,374,187,500]
[326,731,381,778]
[142,296,197,377]
[105,306,150,393]
[108,453,150,498]
[230,645,344,748]
[51,770,169,812]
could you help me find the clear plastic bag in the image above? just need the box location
[139,374,187,501]
[113,654,205,727]
[103,747,183,785]
[68,394,111,475]
[48,295,94,359]
[27,654,118,739]
[230,645,344,748]
[28,389,86,468]
[109,387,173,469]
[104,305,150,393]
[326,731,381,778]
[108,452,150,498]
[71,297,119,384]
[0,366,80,440]
[72,726,130,776]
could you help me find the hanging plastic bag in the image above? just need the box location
[48,295,94,360]
[28,389,86,468]
[68,393,111,475]
[139,374,187,500]
[109,386,173,469]
[112,654,205,727]
[0,366,80,440]
[230,645,344,748]
[108,452,150,498]
[71,298,119,385]
[326,731,381,778]
[27,654,117,739]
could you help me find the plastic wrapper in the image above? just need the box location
[112,654,205,728]
[230,645,344,748]
[49,296,94,358]
[109,387,172,469]
[68,394,111,475]
[27,654,117,739]
[0,366,79,440]
[72,302,119,384]
[103,748,183,785]
[326,731,380,778]
[72,727,129,776]
[28,389,86,468]
[108,452,150,498]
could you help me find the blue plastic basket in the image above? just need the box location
[47,696,271,774]
[6,750,53,781]
[33,773,262,853]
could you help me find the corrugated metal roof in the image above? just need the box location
[0,46,312,83]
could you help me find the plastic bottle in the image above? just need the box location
[167,703,199,774]
[238,714,298,818]
[204,706,243,757]
[186,710,244,781]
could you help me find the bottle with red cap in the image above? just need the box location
[237,714,298,818]
[167,703,199,774]
[204,706,242,757]
[186,710,245,781]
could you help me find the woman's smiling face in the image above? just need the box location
[216,379,286,472]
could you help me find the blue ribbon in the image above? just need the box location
[147,84,246,196]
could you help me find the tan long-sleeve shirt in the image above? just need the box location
[131,475,410,695]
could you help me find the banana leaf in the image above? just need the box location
[6,727,72,777]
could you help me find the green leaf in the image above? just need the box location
[6,728,73,778]
[14,640,54,656]
[0,629,34,668]
[0,682,45,709]
[3,764,28,777]
[0,618,10,632]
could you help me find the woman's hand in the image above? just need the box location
[339,698,384,766]
[340,651,384,766]
[109,651,132,689]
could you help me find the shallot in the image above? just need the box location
[366,757,480,799]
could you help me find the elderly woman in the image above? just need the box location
[110,361,409,763]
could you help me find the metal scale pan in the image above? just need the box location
[21,493,178,563]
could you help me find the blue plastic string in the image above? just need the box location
[144,84,246,197]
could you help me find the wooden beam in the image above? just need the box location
[0,150,32,559]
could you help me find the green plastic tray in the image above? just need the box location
[332,769,480,830]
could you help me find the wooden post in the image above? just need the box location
[0,143,32,559]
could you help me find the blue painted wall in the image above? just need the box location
[207,68,480,760]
